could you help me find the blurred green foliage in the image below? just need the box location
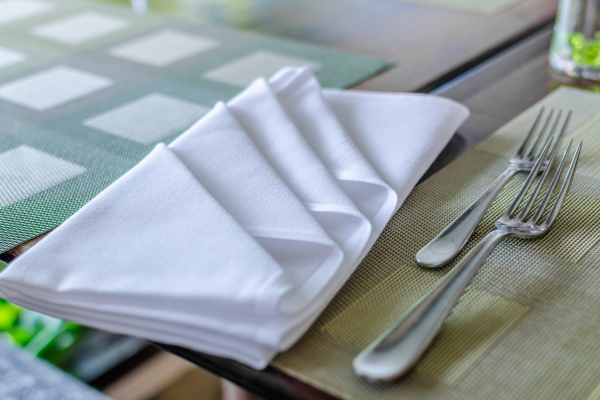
[553,31,600,68]
[0,298,84,367]
[569,32,600,66]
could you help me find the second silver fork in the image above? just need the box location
[416,108,571,268]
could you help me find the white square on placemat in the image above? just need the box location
[0,145,86,208]
[203,50,322,87]
[83,93,208,144]
[109,29,219,67]
[0,0,55,26]
[0,47,27,69]
[31,11,130,45]
[0,65,113,111]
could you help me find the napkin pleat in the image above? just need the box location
[7,295,273,368]
[1,294,278,368]
[168,102,344,315]
[269,66,398,222]
[227,78,356,211]
[0,67,470,370]
[227,79,372,245]
[13,292,283,366]
[324,90,470,204]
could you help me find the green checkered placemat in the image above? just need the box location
[272,87,600,400]
[0,0,391,253]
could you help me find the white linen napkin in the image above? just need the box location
[226,76,376,315]
[258,67,470,346]
[0,103,350,364]
[227,79,372,257]
[4,289,285,368]
[0,66,469,369]
[169,102,344,315]
[0,144,303,332]
[323,88,470,206]
[0,143,298,313]
[0,143,305,367]
[269,66,398,224]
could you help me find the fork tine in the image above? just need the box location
[546,110,572,160]
[538,141,582,227]
[504,135,554,219]
[529,139,573,224]
[516,130,564,221]
[515,107,544,158]
[527,109,555,160]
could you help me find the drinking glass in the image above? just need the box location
[550,0,600,85]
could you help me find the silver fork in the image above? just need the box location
[416,108,571,268]
[353,137,582,382]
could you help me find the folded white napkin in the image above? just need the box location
[0,143,297,312]
[0,144,302,359]
[0,67,469,369]
[260,67,471,343]
[169,102,344,315]
[0,145,291,367]
[227,78,372,257]
[269,66,397,224]
[323,89,469,204]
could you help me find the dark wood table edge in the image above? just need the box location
[155,343,340,400]
[414,18,554,94]
[420,24,554,182]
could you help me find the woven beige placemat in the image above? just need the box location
[272,87,600,400]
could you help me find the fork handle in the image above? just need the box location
[353,229,509,382]
[416,167,518,268]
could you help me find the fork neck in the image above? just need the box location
[444,228,511,294]
[482,229,512,245]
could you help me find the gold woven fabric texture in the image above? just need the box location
[272,87,600,400]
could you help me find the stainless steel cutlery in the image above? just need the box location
[416,108,571,268]
[354,133,581,382]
